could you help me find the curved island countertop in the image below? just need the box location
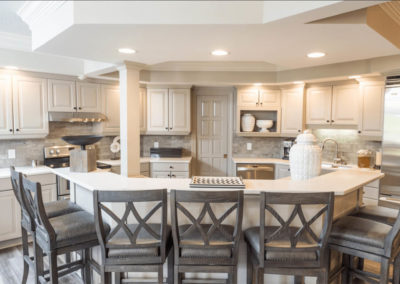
[51,167,383,196]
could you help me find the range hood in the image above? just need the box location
[48,112,108,123]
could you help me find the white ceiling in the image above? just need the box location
[0,1,30,35]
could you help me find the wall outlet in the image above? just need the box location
[154,142,159,148]
[8,149,16,159]
[246,143,252,151]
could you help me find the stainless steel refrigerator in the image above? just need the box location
[380,76,400,208]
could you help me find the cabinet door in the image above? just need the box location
[237,88,259,107]
[0,74,13,136]
[259,88,281,107]
[101,84,120,134]
[76,82,101,112]
[0,190,21,241]
[359,83,384,137]
[306,87,332,125]
[147,89,169,132]
[42,184,57,202]
[151,171,171,178]
[48,79,76,112]
[13,76,48,135]
[275,164,291,179]
[140,88,147,133]
[281,87,304,135]
[169,88,191,133]
[332,85,359,125]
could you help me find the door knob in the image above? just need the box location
[223,154,228,158]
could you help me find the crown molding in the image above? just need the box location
[0,32,31,51]
[17,1,67,28]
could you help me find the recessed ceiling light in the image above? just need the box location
[211,49,229,56]
[293,81,304,84]
[253,83,262,86]
[118,48,136,54]
[307,52,326,58]
[349,75,361,79]
[4,66,18,70]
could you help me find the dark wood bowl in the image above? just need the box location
[61,135,103,150]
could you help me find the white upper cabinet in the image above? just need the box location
[146,88,191,134]
[237,86,280,108]
[359,81,385,137]
[140,87,147,133]
[331,84,359,125]
[0,75,13,136]
[76,82,101,112]
[48,79,76,112]
[12,76,48,136]
[306,86,332,125]
[101,84,120,134]
[169,88,191,133]
[281,86,304,135]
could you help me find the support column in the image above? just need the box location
[118,62,142,177]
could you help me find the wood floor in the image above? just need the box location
[0,245,392,284]
[0,245,82,284]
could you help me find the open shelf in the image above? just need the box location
[237,108,281,136]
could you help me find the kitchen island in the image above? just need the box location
[51,167,383,283]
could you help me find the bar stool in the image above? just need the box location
[20,175,108,284]
[352,205,398,226]
[93,189,173,284]
[329,213,400,283]
[10,167,82,284]
[170,189,244,284]
[245,192,334,284]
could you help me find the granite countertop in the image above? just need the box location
[97,157,192,166]
[0,166,53,179]
[51,167,383,196]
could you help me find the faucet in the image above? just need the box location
[321,138,346,166]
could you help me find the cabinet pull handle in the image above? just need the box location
[78,107,82,110]
[171,174,176,178]
[16,129,19,131]
[358,130,361,134]
[169,127,173,130]
[169,166,173,169]
[73,107,77,110]
[260,102,263,106]
[298,130,301,133]
[331,120,335,123]
[165,127,169,130]
[168,174,171,177]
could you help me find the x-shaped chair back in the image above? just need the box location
[258,192,334,266]
[171,190,244,261]
[93,189,168,261]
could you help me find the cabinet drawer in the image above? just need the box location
[151,171,171,178]
[363,186,379,199]
[363,197,378,206]
[170,172,189,178]
[28,174,56,185]
[366,179,380,188]
[151,163,189,172]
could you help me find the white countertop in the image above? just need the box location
[0,166,53,179]
[97,157,192,166]
[51,167,383,196]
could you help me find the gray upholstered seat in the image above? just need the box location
[44,200,82,219]
[179,224,234,258]
[352,205,398,226]
[330,216,392,249]
[107,223,171,258]
[245,226,317,262]
[37,211,110,249]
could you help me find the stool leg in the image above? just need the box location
[158,265,163,284]
[380,258,390,284]
[246,247,253,284]
[114,272,122,284]
[101,269,111,284]
[341,254,350,284]
[255,267,264,284]
[21,227,29,284]
[294,276,304,284]
[317,269,328,284]
[33,236,43,284]
[167,249,174,284]
[82,249,91,284]
[174,265,182,284]
[228,267,237,284]
[49,250,58,284]
[394,255,400,284]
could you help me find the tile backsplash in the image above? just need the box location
[140,135,192,157]
[232,136,286,159]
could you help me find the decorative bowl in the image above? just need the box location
[61,135,103,150]
[256,120,273,132]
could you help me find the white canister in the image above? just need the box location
[241,113,256,132]
[289,130,322,180]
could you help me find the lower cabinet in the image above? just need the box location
[363,179,380,206]
[151,162,191,178]
[275,164,291,179]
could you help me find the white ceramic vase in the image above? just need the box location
[241,114,256,132]
[289,130,322,180]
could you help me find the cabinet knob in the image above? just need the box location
[78,107,82,110]
[16,129,19,131]
[169,127,173,130]
[256,102,259,106]
[73,107,77,110]
[298,130,301,133]
[169,166,173,169]
[9,129,12,132]
[326,120,329,123]
[171,174,176,178]
[168,174,171,177]
[165,127,169,130]
[331,120,335,123]
[358,130,362,134]
[260,102,263,106]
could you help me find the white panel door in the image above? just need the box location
[76,82,101,112]
[101,84,120,134]
[306,86,332,125]
[169,88,191,133]
[0,74,13,135]
[197,95,228,176]
[359,83,384,137]
[281,87,304,135]
[259,88,281,107]
[47,79,76,112]
[140,88,147,133]
[147,89,169,132]
[0,190,21,241]
[12,76,48,135]
[332,85,359,125]
[237,88,259,107]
